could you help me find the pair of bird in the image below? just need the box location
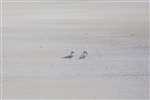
[63,51,88,59]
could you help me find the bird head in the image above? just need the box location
[71,51,75,54]
[83,51,88,54]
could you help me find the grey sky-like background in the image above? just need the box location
[3,0,149,99]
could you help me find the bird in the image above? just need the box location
[79,51,88,59]
[62,51,75,59]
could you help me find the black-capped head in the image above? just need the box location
[83,51,88,54]
[71,51,75,54]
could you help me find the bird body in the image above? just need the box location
[79,51,88,59]
[62,51,74,59]
[63,55,73,59]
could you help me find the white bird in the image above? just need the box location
[62,51,75,59]
[79,51,88,59]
